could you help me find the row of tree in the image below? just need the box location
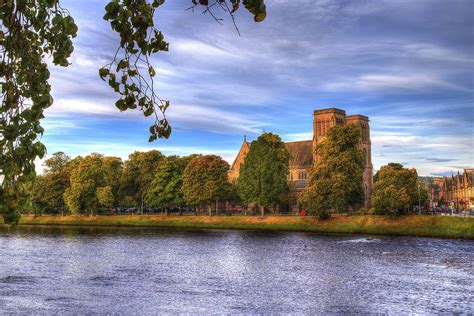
[31,151,234,216]
[28,124,427,218]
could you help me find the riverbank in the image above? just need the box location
[2,214,473,239]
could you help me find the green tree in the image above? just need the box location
[371,184,410,217]
[0,0,266,224]
[30,175,48,216]
[182,155,230,216]
[42,152,71,214]
[119,150,163,214]
[236,132,290,216]
[96,186,115,209]
[226,182,241,210]
[145,156,188,215]
[301,124,364,219]
[279,181,297,213]
[371,163,420,216]
[64,154,122,215]
[27,152,71,216]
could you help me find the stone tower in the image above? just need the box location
[346,114,373,208]
[313,108,347,148]
[312,108,373,209]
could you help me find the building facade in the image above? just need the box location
[228,108,373,209]
[438,169,474,210]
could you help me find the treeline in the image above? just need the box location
[30,151,238,216]
[28,125,428,219]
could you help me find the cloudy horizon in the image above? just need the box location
[38,0,473,177]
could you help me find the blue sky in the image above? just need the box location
[39,0,473,176]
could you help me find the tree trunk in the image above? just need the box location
[260,205,265,217]
[208,205,212,216]
[141,196,144,215]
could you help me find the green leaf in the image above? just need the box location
[115,99,127,111]
[144,107,154,117]
[148,134,158,142]
[99,68,110,81]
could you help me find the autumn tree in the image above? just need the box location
[236,132,290,216]
[182,155,230,216]
[145,155,195,214]
[371,163,421,216]
[0,0,266,224]
[301,124,364,219]
[119,150,163,214]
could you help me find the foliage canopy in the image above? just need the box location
[371,163,425,216]
[182,154,230,214]
[118,150,163,213]
[145,155,196,213]
[301,124,365,219]
[236,132,290,216]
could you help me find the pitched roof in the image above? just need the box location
[284,140,313,167]
[229,141,250,172]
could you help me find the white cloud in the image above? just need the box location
[167,104,268,134]
[46,99,118,116]
[172,39,237,59]
[322,74,469,93]
[402,43,474,64]
[283,131,313,142]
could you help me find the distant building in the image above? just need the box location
[228,108,373,210]
[438,169,474,210]
[428,177,444,208]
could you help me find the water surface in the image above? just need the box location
[0,225,473,314]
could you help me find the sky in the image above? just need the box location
[39,0,473,176]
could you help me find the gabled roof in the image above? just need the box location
[284,140,313,168]
[229,140,250,172]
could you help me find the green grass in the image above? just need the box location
[1,214,473,239]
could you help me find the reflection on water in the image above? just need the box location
[0,225,473,314]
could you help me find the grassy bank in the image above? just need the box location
[1,214,473,239]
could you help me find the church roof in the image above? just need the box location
[284,140,313,167]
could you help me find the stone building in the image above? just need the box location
[228,108,373,209]
[438,169,474,210]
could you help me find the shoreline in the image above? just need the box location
[1,215,473,239]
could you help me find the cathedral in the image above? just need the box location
[228,108,373,209]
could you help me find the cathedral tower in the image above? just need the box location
[346,114,373,208]
[313,108,346,148]
[312,108,373,209]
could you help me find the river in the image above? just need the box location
[0,225,473,314]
